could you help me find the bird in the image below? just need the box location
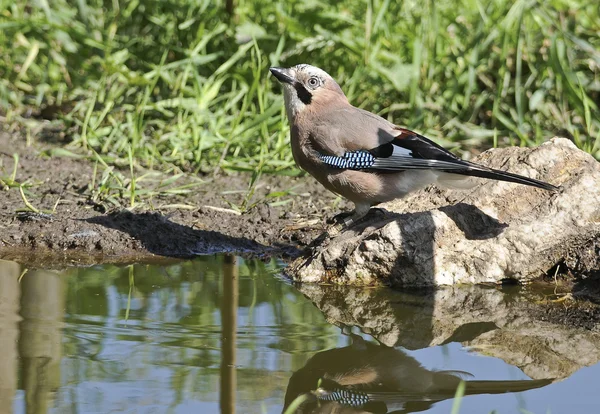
[282,333,552,413]
[270,64,559,227]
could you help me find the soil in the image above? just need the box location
[533,300,600,331]
[0,128,348,266]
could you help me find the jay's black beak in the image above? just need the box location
[270,67,294,84]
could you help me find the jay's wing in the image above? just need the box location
[319,127,471,171]
[318,127,559,192]
[311,107,400,155]
[311,106,468,168]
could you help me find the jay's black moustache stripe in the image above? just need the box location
[294,82,312,105]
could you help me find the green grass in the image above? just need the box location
[0,152,45,213]
[0,153,21,190]
[0,0,599,185]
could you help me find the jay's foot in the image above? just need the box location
[327,211,353,225]
[327,207,388,232]
[367,207,388,217]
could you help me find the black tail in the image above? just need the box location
[454,165,559,192]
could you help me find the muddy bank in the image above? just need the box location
[0,129,346,266]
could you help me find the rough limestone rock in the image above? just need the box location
[288,138,600,286]
[295,283,600,380]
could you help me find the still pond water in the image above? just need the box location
[0,256,599,413]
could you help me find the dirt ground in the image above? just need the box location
[0,128,347,266]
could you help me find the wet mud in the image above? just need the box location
[0,129,345,265]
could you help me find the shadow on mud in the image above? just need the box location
[85,210,269,257]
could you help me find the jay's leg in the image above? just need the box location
[325,203,385,238]
[330,202,372,229]
[312,203,379,250]
[344,202,372,227]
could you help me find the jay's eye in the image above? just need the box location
[307,77,320,88]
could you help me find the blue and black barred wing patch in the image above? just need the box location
[314,387,391,412]
[315,387,371,407]
[318,150,377,169]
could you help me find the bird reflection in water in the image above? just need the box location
[283,334,552,414]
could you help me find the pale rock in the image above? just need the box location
[289,138,600,286]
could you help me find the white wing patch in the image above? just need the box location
[392,145,413,157]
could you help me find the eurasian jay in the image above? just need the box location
[283,333,551,413]
[270,64,558,227]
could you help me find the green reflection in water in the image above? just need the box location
[2,256,340,414]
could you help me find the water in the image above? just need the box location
[0,256,599,413]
